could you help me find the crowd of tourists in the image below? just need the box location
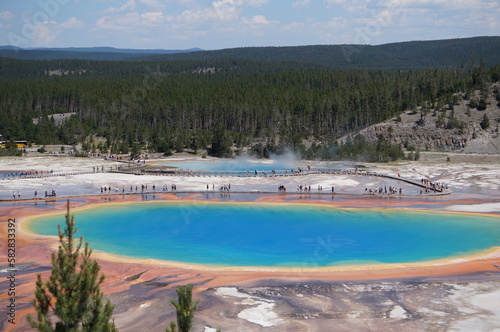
[365,186,403,195]
[295,185,335,193]
[99,183,179,194]
[2,170,54,178]
[421,178,448,192]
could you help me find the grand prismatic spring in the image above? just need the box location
[3,155,500,332]
[26,202,500,268]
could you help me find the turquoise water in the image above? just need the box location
[28,203,500,267]
[162,159,295,172]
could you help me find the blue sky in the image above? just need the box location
[0,0,498,50]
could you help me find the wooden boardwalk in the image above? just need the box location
[1,167,447,194]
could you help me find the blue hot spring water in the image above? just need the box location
[162,158,296,172]
[27,203,500,267]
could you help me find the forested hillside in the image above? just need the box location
[1,51,498,159]
[134,37,500,69]
[1,37,499,69]
[0,57,332,78]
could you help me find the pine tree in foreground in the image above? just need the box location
[27,201,117,332]
[165,284,200,332]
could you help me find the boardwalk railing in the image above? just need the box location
[118,168,349,178]
[120,167,445,192]
[2,167,445,193]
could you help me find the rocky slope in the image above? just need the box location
[353,83,500,154]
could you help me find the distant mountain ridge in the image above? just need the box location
[0,36,499,69]
[0,46,203,61]
[0,46,203,54]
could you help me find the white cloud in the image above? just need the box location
[326,16,347,28]
[212,0,240,20]
[60,17,84,29]
[140,0,164,8]
[0,11,15,20]
[95,10,165,32]
[251,15,271,24]
[324,0,348,5]
[141,12,164,24]
[242,15,275,24]
[292,0,311,8]
[96,16,125,31]
[176,0,272,24]
[281,21,305,31]
[101,0,137,14]
[30,22,60,46]
[324,0,371,11]
[237,0,270,7]
[96,0,272,35]
[179,0,239,23]
[97,13,138,31]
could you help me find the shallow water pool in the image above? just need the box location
[27,203,500,267]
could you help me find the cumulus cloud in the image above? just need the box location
[96,10,165,32]
[242,15,275,24]
[101,0,137,15]
[176,0,272,24]
[250,14,271,24]
[60,17,84,29]
[25,21,60,46]
[96,0,272,35]
[141,12,164,24]
[179,0,239,23]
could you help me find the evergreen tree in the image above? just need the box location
[27,201,117,332]
[480,114,490,130]
[209,126,232,157]
[130,143,141,159]
[477,98,487,111]
[165,284,199,332]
